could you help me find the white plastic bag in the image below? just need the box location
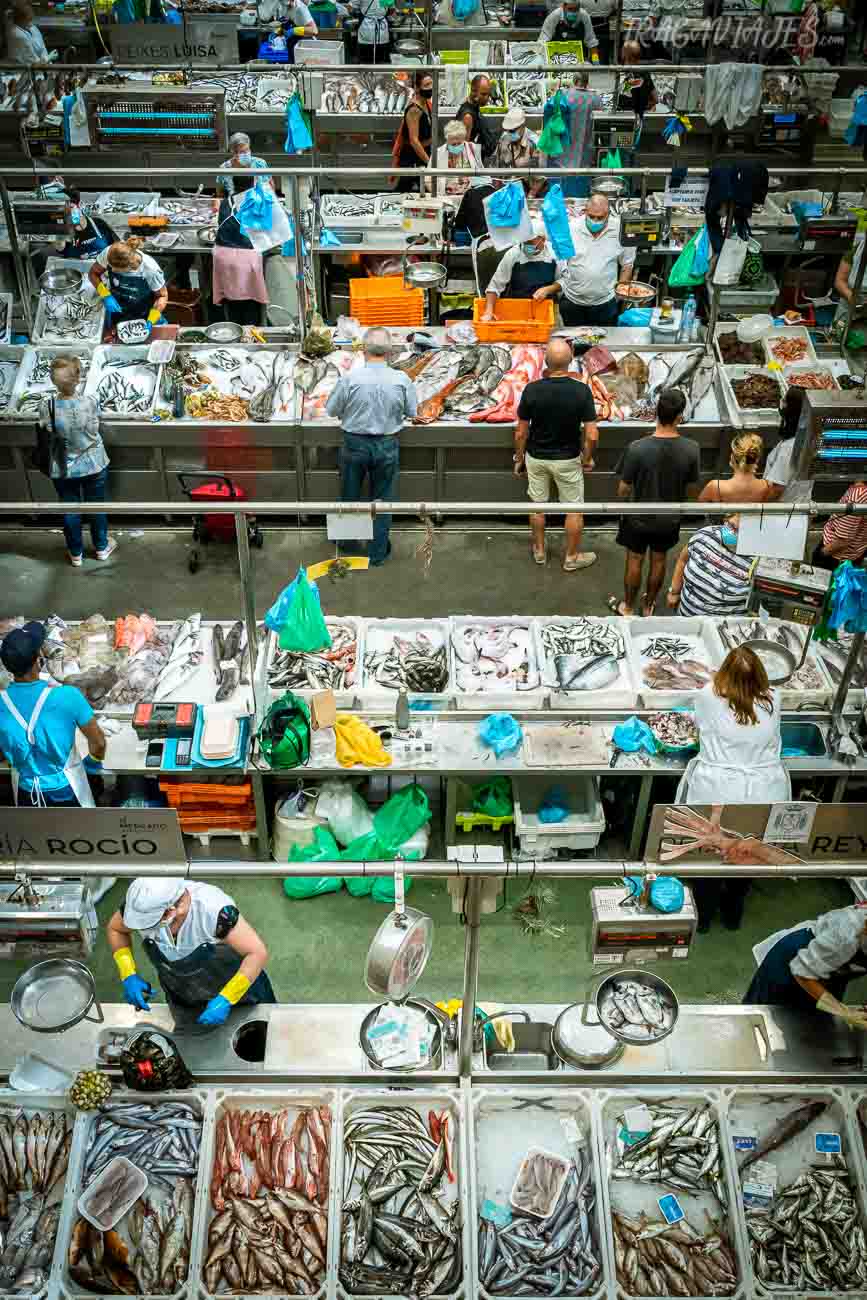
[315,780,374,846]
[713,234,749,286]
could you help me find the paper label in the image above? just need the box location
[732,1130,757,1151]
[593,952,624,964]
[815,1132,841,1154]
[620,1125,650,1148]
[672,948,688,958]
[764,802,819,845]
[625,1105,653,1135]
[658,1194,684,1224]
[743,1158,778,1208]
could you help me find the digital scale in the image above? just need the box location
[0,881,97,960]
[132,700,197,740]
[749,557,831,625]
[760,111,806,148]
[11,199,68,240]
[401,195,456,238]
[799,213,858,255]
[589,886,697,965]
[793,390,867,482]
[619,212,667,248]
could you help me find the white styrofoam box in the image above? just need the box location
[713,323,766,367]
[0,344,25,416]
[265,617,365,708]
[597,1088,748,1300]
[782,361,840,393]
[533,616,638,708]
[762,325,817,368]
[628,616,723,708]
[336,1088,468,1299]
[36,257,105,345]
[713,617,833,709]
[513,773,605,853]
[720,364,785,427]
[83,344,160,420]
[718,274,779,311]
[255,74,299,112]
[360,617,451,707]
[9,343,93,420]
[724,1085,867,1299]
[451,616,545,711]
[472,1088,607,1300]
[814,631,867,708]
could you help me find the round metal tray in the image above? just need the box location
[596,968,679,1046]
[741,637,798,686]
[11,958,103,1033]
[615,280,656,302]
[205,321,244,343]
[39,268,83,296]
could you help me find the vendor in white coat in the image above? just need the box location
[676,645,789,934]
[6,0,56,63]
[745,904,867,1027]
[106,878,273,1033]
[0,622,105,808]
[481,218,557,320]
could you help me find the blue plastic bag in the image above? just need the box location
[452,0,479,19]
[538,785,569,824]
[238,186,274,233]
[650,876,685,914]
[486,181,525,229]
[478,713,523,758]
[692,225,711,277]
[791,200,824,228]
[612,716,657,754]
[281,216,308,258]
[617,307,653,326]
[829,562,867,634]
[541,184,575,260]
[284,93,313,155]
[265,567,322,633]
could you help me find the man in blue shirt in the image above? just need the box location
[0,622,106,807]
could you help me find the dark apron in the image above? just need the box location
[144,935,275,1032]
[551,17,580,40]
[108,267,156,325]
[744,926,867,1013]
[509,257,556,298]
[74,229,111,258]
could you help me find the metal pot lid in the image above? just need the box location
[553,1002,624,1069]
[365,906,434,1000]
[11,958,95,1033]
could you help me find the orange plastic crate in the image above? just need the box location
[472,297,554,342]
[350,275,425,326]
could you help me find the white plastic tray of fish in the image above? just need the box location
[720,365,786,427]
[34,290,104,346]
[471,1087,606,1300]
[0,1092,77,1300]
[451,617,545,711]
[337,1087,468,1300]
[9,345,92,419]
[598,1088,745,1300]
[533,617,638,708]
[198,1088,337,1298]
[83,346,160,420]
[360,618,451,705]
[0,347,24,416]
[627,617,722,708]
[714,618,834,708]
[815,632,867,707]
[320,72,411,115]
[255,74,300,112]
[174,346,290,421]
[265,616,365,707]
[59,1091,208,1300]
[724,1086,867,1297]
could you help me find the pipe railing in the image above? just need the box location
[0,500,860,517]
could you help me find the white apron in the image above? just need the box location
[0,686,94,808]
[675,755,791,805]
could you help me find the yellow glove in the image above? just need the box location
[591,50,599,62]
[334,714,393,768]
[113,946,136,980]
[293,24,306,34]
[147,307,160,325]
[479,1002,516,1052]
[96,281,110,300]
[219,971,251,1005]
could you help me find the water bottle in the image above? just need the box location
[680,295,697,343]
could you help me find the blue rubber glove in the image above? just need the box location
[198,994,232,1026]
[122,973,152,1011]
[103,294,121,314]
[83,755,103,774]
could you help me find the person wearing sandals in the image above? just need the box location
[514,337,599,572]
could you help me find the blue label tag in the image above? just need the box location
[481,1199,513,1228]
[658,1194,684,1225]
[815,1132,841,1154]
[773,113,796,124]
[733,1135,757,1151]
[619,1125,651,1147]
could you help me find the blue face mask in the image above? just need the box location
[447,142,464,155]
[237,150,252,164]
[504,129,521,143]
[565,8,579,21]
[586,217,606,235]
[70,206,81,226]
[721,524,738,548]
[522,241,541,257]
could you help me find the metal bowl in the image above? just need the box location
[741,637,798,686]
[359,998,443,1072]
[592,175,626,197]
[551,1002,624,1070]
[205,321,243,343]
[404,263,448,290]
[596,968,679,1046]
[394,37,424,55]
[11,958,103,1033]
[38,268,83,296]
[197,228,217,246]
[615,280,656,303]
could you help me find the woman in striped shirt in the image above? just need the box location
[666,516,754,617]
[811,481,867,573]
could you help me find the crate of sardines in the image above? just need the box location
[472,1087,606,1300]
[337,1088,467,1299]
[264,616,365,708]
[725,1086,867,1296]
[0,1091,77,1300]
[60,1090,207,1299]
[598,1089,744,1299]
[199,1089,336,1297]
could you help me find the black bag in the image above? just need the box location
[120,1027,194,1091]
[30,398,65,479]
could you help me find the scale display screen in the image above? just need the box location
[619,214,665,247]
[590,886,697,964]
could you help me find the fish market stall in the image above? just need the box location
[626,619,722,709]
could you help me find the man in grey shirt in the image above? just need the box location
[326,327,418,566]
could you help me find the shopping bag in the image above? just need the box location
[265,568,321,633]
[238,185,274,233]
[284,92,313,154]
[667,228,706,288]
[599,148,622,170]
[537,93,568,157]
[482,186,532,251]
[541,183,575,259]
[692,224,711,277]
[486,181,524,228]
[712,234,749,286]
[374,784,431,854]
[278,566,332,652]
[739,237,764,286]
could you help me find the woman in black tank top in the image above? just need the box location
[396,70,433,192]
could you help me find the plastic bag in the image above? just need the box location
[478,713,523,757]
[739,237,764,287]
[541,183,575,260]
[278,566,332,652]
[258,692,311,769]
[471,775,513,818]
[486,181,525,229]
[650,876,685,913]
[692,225,711,277]
[538,785,569,824]
[284,92,313,154]
[452,0,479,18]
[374,784,431,853]
[713,234,749,286]
[600,148,621,169]
[668,227,706,288]
[334,714,393,768]
[612,716,657,755]
[537,94,568,157]
[829,562,867,634]
[618,307,653,326]
[266,568,322,634]
[238,185,274,233]
[315,780,374,846]
[284,875,343,899]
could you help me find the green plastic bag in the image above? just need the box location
[284,875,343,899]
[471,776,513,818]
[537,94,568,157]
[374,785,431,853]
[600,148,622,170]
[258,692,311,769]
[278,566,332,653]
[668,228,706,289]
[284,827,345,899]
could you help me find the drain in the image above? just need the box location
[233,1019,268,1062]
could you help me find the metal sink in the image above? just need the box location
[780,722,826,758]
[484,1020,559,1071]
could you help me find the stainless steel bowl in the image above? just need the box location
[11,958,103,1033]
[741,637,798,686]
[359,998,443,1072]
[365,906,433,999]
[595,968,679,1046]
[39,268,83,296]
[197,228,217,246]
[551,1002,624,1070]
[205,321,243,343]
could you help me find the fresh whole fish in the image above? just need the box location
[452,622,540,693]
[270,620,359,693]
[541,618,626,688]
[154,613,203,701]
[611,1102,728,1208]
[613,1210,738,1296]
[738,1100,826,1174]
[554,652,619,691]
[599,978,675,1040]
[0,1107,71,1291]
[364,630,448,693]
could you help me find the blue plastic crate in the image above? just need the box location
[257,39,289,61]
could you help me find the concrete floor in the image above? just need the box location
[0,523,850,1008]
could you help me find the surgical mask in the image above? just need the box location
[565,8,579,21]
[504,129,522,143]
[586,217,606,234]
[720,524,738,548]
[447,142,464,155]
[237,150,252,164]
[522,241,541,257]
[70,205,81,226]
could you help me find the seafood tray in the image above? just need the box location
[336,1087,468,1300]
[598,1088,746,1300]
[761,326,817,368]
[814,632,867,707]
[264,616,365,707]
[713,325,765,367]
[720,366,785,428]
[83,346,161,420]
[451,617,545,712]
[320,72,411,115]
[361,618,451,707]
[167,346,293,422]
[35,259,105,346]
[319,194,377,229]
[255,74,301,113]
[724,1086,867,1297]
[533,616,638,708]
[9,345,92,418]
[198,1088,337,1299]
[471,1088,606,1300]
[58,1090,208,1300]
[0,346,25,416]
[713,618,833,709]
[82,193,161,216]
[781,362,840,392]
[0,1090,78,1300]
[627,618,722,708]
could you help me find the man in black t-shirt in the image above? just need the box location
[611,387,700,616]
[515,337,600,572]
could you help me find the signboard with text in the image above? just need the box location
[109,21,237,65]
[0,808,186,867]
[647,804,867,867]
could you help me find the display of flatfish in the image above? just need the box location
[452,622,540,692]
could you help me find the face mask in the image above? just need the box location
[237,150,252,164]
[504,129,522,143]
[721,525,738,548]
[70,206,81,226]
[565,9,579,22]
[447,142,464,155]
[586,217,606,234]
[522,241,541,257]
[420,87,433,100]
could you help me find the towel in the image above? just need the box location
[212,246,268,305]
[704,63,763,131]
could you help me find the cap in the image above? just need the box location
[502,107,526,131]
[123,879,186,930]
[0,622,46,676]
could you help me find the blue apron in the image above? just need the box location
[509,257,556,299]
[744,926,867,1012]
[75,230,111,258]
[108,267,157,325]
[143,935,275,1031]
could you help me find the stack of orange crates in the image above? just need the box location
[159,779,256,833]
[349,275,425,327]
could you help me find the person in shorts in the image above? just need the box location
[611,388,700,616]
[514,337,600,571]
